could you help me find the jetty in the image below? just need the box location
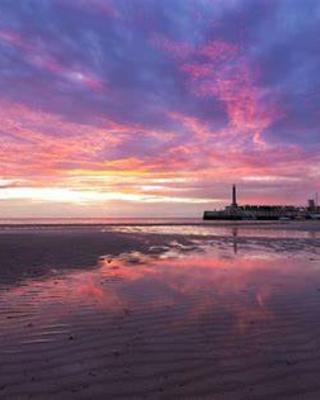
[203,185,320,220]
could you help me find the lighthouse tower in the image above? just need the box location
[231,184,238,208]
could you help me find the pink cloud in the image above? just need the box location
[0,29,105,93]
[154,35,281,147]
[0,29,25,48]
[150,34,194,60]
[198,39,238,62]
[0,101,123,178]
[0,95,317,211]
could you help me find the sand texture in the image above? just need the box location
[0,222,320,399]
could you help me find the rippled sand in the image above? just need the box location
[1,223,320,399]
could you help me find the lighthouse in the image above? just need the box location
[231,184,238,208]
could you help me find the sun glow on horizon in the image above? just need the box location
[0,187,215,205]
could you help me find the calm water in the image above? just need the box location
[0,217,315,226]
[0,217,200,225]
[0,218,319,240]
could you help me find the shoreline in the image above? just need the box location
[0,225,319,286]
[0,219,319,229]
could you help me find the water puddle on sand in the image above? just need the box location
[1,237,320,399]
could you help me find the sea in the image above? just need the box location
[0,217,319,239]
[0,217,200,225]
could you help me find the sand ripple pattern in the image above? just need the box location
[1,246,320,399]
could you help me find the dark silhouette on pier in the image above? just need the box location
[203,185,320,221]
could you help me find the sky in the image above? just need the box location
[0,0,319,217]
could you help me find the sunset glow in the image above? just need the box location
[0,0,319,217]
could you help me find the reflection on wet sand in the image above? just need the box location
[1,230,320,399]
[232,227,238,254]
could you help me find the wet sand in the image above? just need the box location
[1,222,320,399]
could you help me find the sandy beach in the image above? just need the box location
[1,221,320,399]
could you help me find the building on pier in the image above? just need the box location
[203,185,320,220]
